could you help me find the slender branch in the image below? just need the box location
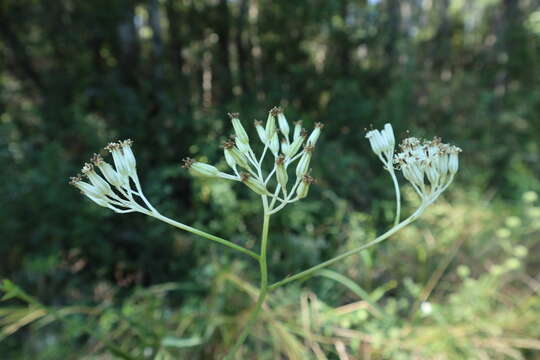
[264,167,276,185]
[258,144,269,166]
[245,149,261,174]
[388,167,401,226]
[268,184,281,210]
[267,178,300,215]
[132,173,158,213]
[150,212,259,261]
[269,206,426,290]
[286,151,303,166]
[246,166,260,180]
[107,206,136,214]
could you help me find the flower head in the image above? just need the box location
[181,107,323,213]
[394,136,461,203]
[70,140,155,214]
[365,123,395,163]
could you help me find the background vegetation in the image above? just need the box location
[1,0,540,358]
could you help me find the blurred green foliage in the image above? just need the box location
[1,0,540,358]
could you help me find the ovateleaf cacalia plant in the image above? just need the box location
[70,107,461,358]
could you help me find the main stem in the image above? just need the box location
[224,212,271,359]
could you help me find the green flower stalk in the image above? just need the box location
[275,155,288,190]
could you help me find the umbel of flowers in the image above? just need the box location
[365,124,461,224]
[393,136,461,204]
[180,108,322,214]
[69,140,157,214]
[69,108,461,359]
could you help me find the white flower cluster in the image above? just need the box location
[365,123,395,167]
[366,123,461,213]
[69,140,155,214]
[394,136,461,203]
[182,108,323,214]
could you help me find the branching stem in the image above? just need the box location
[269,205,426,290]
[150,212,260,261]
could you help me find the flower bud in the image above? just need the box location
[241,173,270,195]
[265,107,278,142]
[293,121,303,141]
[401,164,423,188]
[296,174,314,199]
[70,175,106,199]
[382,123,395,148]
[426,164,439,185]
[411,164,425,187]
[365,129,386,156]
[269,133,280,156]
[307,123,324,146]
[286,129,306,158]
[82,163,112,195]
[92,154,123,188]
[437,154,449,175]
[223,144,237,170]
[401,166,414,184]
[223,141,250,170]
[280,138,290,155]
[296,146,313,177]
[120,139,136,174]
[182,158,220,178]
[275,155,288,189]
[235,136,252,155]
[105,142,130,180]
[229,113,249,144]
[276,108,290,138]
[449,152,459,174]
[254,120,266,144]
